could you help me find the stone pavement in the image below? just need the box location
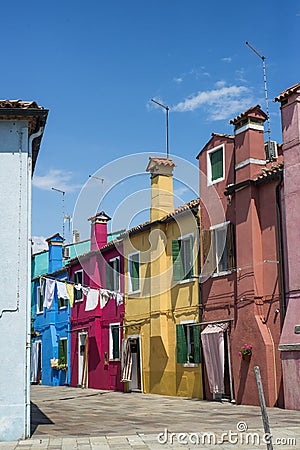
[0,385,299,449]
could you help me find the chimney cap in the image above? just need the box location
[46,233,64,243]
[88,210,111,223]
[230,105,268,125]
[146,157,176,177]
[274,82,300,102]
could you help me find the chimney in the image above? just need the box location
[230,105,268,183]
[88,211,111,251]
[72,229,80,243]
[46,233,64,273]
[146,157,176,222]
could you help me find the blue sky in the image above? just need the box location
[1,1,298,250]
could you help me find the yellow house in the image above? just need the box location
[122,157,203,398]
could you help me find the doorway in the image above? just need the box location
[128,336,142,392]
[78,332,88,388]
[201,323,234,401]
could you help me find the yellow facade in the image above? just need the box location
[123,201,203,399]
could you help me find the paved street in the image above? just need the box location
[0,385,299,449]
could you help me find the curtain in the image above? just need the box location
[201,323,228,394]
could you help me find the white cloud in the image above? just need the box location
[33,169,81,193]
[172,85,254,121]
[235,68,247,83]
[221,57,232,63]
[215,80,227,88]
[32,236,48,253]
[174,186,189,197]
[174,77,183,84]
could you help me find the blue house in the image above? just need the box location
[32,234,71,386]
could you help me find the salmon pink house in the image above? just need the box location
[68,211,124,391]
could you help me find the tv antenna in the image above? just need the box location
[52,187,65,239]
[246,41,271,147]
[89,175,105,210]
[151,99,170,158]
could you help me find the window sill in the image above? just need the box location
[75,299,83,303]
[109,358,120,362]
[36,311,43,315]
[183,363,199,368]
[177,278,195,285]
[128,291,141,296]
[212,270,233,278]
[59,306,67,310]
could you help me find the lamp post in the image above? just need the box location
[151,99,170,158]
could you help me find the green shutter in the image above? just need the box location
[210,148,223,181]
[176,324,187,363]
[193,325,201,364]
[106,262,113,291]
[115,258,120,291]
[172,239,183,281]
[187,235,194,279]
[112,326,120,359]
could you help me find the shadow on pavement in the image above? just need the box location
[31,401,53,435]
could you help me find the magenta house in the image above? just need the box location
[68,211,124,391]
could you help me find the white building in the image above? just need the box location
[0,101,48,441]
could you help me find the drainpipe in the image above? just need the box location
[275,172,286,327]
[25,127,44,438]
[192,208,206,400]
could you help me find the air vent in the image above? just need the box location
[264,141,278,161]
[62,246,70,259]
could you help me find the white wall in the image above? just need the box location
[0,121,29,440]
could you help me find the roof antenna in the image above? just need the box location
[151,99,170,158]
[89,175,105,210]
[52,187,65,239]
[246,41,271,150]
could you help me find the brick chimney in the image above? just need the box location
[146,157,176,222]
[88,211,111,251]
[230,105,268,183]
[46,233,64,273]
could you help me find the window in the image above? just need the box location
[109,323,120,360]
[74,270,83,302]
[172,234,194,281]
[58,338,67,368]
[37,286,44,314]
[128,252,140,293]
[207,145,224,184]
[176,323,200,364]
[106,257,120,292]
[202,223,235,276]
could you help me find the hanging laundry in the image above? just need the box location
[56,281,70,301]
[82,286,90,297]
[39,277,45,295]
[108,290,116,301]
[66,283,74,307]
[43,278,56,309]
[99,289,109,309]
[116,293,124,306]
[85,288,99,311]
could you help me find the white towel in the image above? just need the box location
[85,288,99,311]
[116,293,124,306]
[56,281,70,300]
[43,279,56,309]
[100,289,109,309]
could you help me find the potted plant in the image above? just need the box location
[238,345,252,361]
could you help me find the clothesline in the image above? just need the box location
[40,276,124,311]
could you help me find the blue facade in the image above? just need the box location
[32,234,71,386]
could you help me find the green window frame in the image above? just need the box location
[208,146,224,183]
[128,252,140,293]
[74,270,83,301]
[110,323,120,360]
[37,286,44,314]
[176,323,200,364]
[172,234,194,281]
[106,257,120,292]
[59,338,67,366]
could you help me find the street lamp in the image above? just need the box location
[151,99,170,158]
